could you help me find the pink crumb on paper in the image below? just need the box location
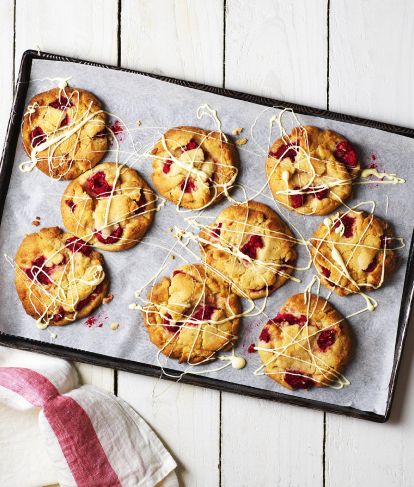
[109,120,126,146]
[248,344,256,353]
[85,313,108,328]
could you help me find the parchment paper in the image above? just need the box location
[1,59,414,415]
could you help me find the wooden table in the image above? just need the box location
[2,1,414,486]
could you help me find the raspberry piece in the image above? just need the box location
[87,171,113,198]
[163,313,181,334]
[291,186,307,208]
[24,256,51,285]
[65,237,92,257]
[180,178,196,193]
[66,199,76,212]
[77,294,95,311]
[191,305,217,323]
[172,270,185,278]
[211,223,222,239]
[240,235,264,260]
[259,327,271,343]
[60,113,70,128]
[181,140,199,152]
[134,193,146,215]
[163,159,173,174]
[52,307,65,322]
[284,370,314,389]
[250,284,276,293]
[365,256,378,273]
[310,186,328,200]
[333,215,355,238]
[29,126,46,147]
[380,235,389,249]
[270,139,300,162]
[274,313,307,327]
[111,120,123,135]
[95,226,123,245]
[280,258,295,272]
[49,97,72,110]
[317,329,336,352]
[320,266,331,278]
[95,284,103,294]
[94,127,108,138]
[248,344,256,353]
[334,141,358,168]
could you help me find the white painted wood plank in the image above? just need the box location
[118,2,223,485]
[15,0,119,72]
[74,363,115,393]
[329,0,414,128]
[0,1,14,156]
[222,2,326,485]
[121,0,224,86]
[118,373,220,487]
[327,2,414,485]
[225,0,328,109]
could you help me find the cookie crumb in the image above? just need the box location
[137,121,141,126]
[103,293,113,304]
[110,323,119,330]
[232,127,243,135]
[36,216,40,220]
[170,255,175,260]
[235,138,247,145]
[108,136,113,141]
[32,221,39,226]
[168,227,173,232]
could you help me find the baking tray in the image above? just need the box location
[1,49,414,423]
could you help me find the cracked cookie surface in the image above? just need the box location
[258,293,352,390]
[142,264,241,364]
[151,126,239,209]
[199,201,297,299]
[265,126,360,215]
[310,210,398,296]
[22,87,107,180]
[61,162,155,252]
[15,227,109,326]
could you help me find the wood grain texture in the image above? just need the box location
[118,373,220,487]
[329,0,414,128]
[0,1,14,156]
[225,0,328,109]
[121,0,224,86]
[74,363,115,392]
[15,0,118,73]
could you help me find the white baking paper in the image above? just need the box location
[1,59,414,415]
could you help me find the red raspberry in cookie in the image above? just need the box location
[265,126,360,216]
[258,294,352,390]
[151,126,239,209]
[199,202,297,300]
[310,210,398,296]
[14,227,109,327]
[143,264,241,364]
[22,87,107,180]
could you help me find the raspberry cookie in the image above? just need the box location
[310,210,398,296]
[151,126,239,209]
[61,162,155,252]
[199,202,297,299]
[265,126,360,215]
[258,293,352,390]
[22,87,107,180]
[142,264,241,364]
[15,227,109,327]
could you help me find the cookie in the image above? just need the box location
[142,264,241,364]
[22,87,107,180]
[61,162,155,252]
[151,126,239,209]
[258,293,352,390]
[310,210,398,296]
[199,201,297,299]
[15,227,109,327]
[265,126,361,215]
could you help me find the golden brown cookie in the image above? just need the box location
[142,264,241,364]
[258,293,352,390]
[150,126,239,209]
[15,227,109,327]
[22,87,107,180]
[199,202,297,300]
[61,162,155,252]
[265,126,361,215]
[310,210,398,296]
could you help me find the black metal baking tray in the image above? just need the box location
[1,49,414,423]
